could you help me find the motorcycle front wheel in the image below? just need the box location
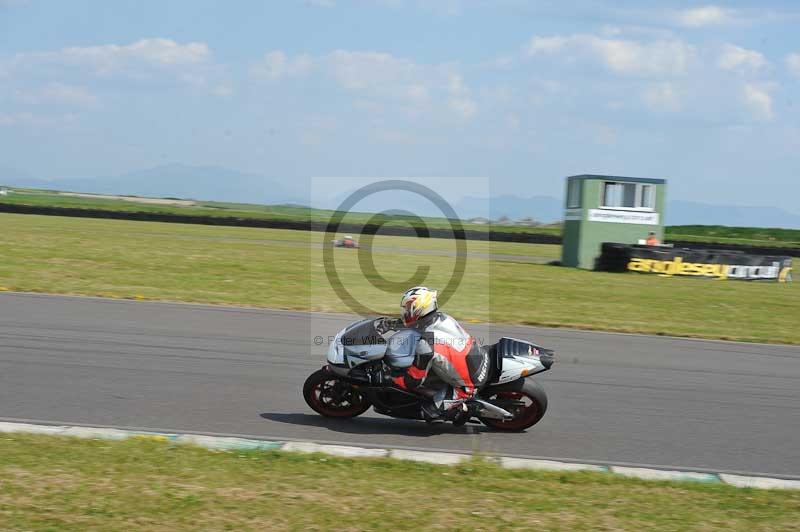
[303,368,372,418]
[479,378,548,431]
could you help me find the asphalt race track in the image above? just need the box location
[1,292,798,478]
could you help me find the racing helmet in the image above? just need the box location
[400,286,438,326]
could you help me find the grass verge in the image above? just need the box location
[1,213,797,343]
[1,434,799,531]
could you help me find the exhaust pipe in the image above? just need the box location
[467,398,513,420]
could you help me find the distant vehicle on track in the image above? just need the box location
[331,235,359,248]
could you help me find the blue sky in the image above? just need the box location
[1,0,799,212]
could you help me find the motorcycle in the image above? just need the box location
[303,318,554,431]
[330,236,359,248]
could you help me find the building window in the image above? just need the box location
[567,179,581,208]
[601,181,656,211]
[640,184,655,209]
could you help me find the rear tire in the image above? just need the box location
[479,378,548,431]
[303,368,372,418]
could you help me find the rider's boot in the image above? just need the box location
[421,386,469,424]
[419,386,446,424]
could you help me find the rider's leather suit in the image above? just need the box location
[379,312,490,401]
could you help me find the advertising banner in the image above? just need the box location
[587,209,660,225]
[597,243,793,282]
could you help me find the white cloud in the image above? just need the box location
[445,72,477,118]
[107,38,208,66]
[718,44,767,74]
[643,83,682,112]
[0,112,29,126]
[325,50,417,90]
[506,114,520,130]
[479,55,514,70]
[372,129,424,145]
[418,0,462,16]
[597,126,617,145]
[304,0,335,7]
[742,83,774,121]
[0,111,78,127]
[405,84,429,103]
[16,83,98,107]
[480,85,515,106]
[447,72,467,95]
[526,34,695,76]
[448,97,477,119]
[675,5,733,27]
[361,0,463,15]
[252,49,422,94]
[322,50,477,118]
[527,36,570,55]
[250,51,314,81]
[364,0,404,7]
[250,48,477,119]
[13,38,211,78]
[211,85,234,97]
[787,53,800,78]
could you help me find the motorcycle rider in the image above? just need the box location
[374,286,490,422]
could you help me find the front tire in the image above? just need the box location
[303,368,372,418]
[479,378,548,431]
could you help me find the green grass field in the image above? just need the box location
[1,213,797,343]
[1,434,798,531]
[4,187,799,247]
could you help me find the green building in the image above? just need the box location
[561,174,667,269]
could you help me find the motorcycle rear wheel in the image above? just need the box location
[303,368,372,418]
[479,378,548,431]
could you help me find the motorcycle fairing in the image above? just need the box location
[494,337,551,384]
[327,319,386,375]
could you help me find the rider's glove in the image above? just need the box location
[374,316,403,334]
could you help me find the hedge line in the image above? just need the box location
[1,202,797,256]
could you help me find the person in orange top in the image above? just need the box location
[646,231,660,246]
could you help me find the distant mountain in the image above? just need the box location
[455,195,563,222]
[0,165,50,188]
[1,163,297,205]
[3,163,800,229]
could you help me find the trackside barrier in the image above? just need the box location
[597,243,793,281]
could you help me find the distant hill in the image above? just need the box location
[454,195,563,223]
[0,165,50,188]
[0,163,297,205]
[2,163,799,229]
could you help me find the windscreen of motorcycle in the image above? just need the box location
[327,318,387,367]
[327,328,346,365]
[385,329,422,369]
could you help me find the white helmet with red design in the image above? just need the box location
[400,286,438,326]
